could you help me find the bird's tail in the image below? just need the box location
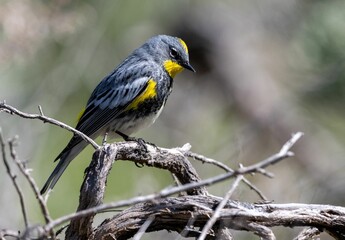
[40,141,88,195]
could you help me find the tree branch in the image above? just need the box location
[0,130,28,228]
[198,175,243,240]
[294,227,321,240]
[0,102,99,149]
[7,138,54,239]
[92,196,345,239]
[31,132,301,238]
[3,103,342,239]
[65,144,117,239]
[186,150,268,200]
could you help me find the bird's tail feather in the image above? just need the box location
[40,142,87,194]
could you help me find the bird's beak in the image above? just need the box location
[181,61,196,73]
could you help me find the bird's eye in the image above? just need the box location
[169,47,178,59]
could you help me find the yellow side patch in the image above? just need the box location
[163,60,184,78]
[179,38,189,54]
[77,108,85,123]
[126,79,157,110]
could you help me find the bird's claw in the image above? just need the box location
[116,130,158,152]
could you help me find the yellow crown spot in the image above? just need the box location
[164,60,184,78]
[126,79,157,110]
[179,38,189,54]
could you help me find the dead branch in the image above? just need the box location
[65,141,208,239]
[28,132,299,240]
[2,103,345,239]
[65,144,117,239]
[91,195,345,239]
[294,227,321,240]
[0,102,99,149]
[186,150,268,200]
[0,130,28,228]
[8,138,53,225]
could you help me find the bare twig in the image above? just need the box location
[0,102,99,149]
[198,175,243,240]
[256,168,274,178]
[242,176,268,200]
[132,215,155,240]
[38,105,44,116]
[279,132,304,154]
[186,151,232,172]
[235,132,304,175]
[178,213,198,238]
[8,139,52,224]
[8,138,55,239]
[187,151,267,200]
[0,130,28,227]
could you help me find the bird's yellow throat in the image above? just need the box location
[163,60,184,78]
[163,38,188,78]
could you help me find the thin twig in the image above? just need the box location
[38,132,302,234]
[242,178,268,200]
[8,138,55,239]
[198,175,243,240]
[38,105,44,116]
[0,129,28,227]
[178,213,198,238]
[235,132,304,175]
[8,139,52,223]
[132,215,155,240]
[186,151,267,200]
[186,151,232,172]
[40,176,233,233]
[256,168,274,178]
[0,102,99,149]
[279,132,304,155]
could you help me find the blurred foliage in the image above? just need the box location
[293,1,345,105]
[1,0,345,239]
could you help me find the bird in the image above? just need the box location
[40,35,195,194]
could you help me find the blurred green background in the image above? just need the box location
[1,0,345,239]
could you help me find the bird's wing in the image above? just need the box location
[54,76,151,161]
[78,76,151,135]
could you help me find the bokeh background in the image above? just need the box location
[1,0,345,239]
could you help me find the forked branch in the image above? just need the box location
[2,102,343,240]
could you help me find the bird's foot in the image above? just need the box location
[116,131,153,152]
[116,131,156,168]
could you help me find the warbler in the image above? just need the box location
[40,35,195,194]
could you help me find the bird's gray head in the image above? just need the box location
[142,35,195,78]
